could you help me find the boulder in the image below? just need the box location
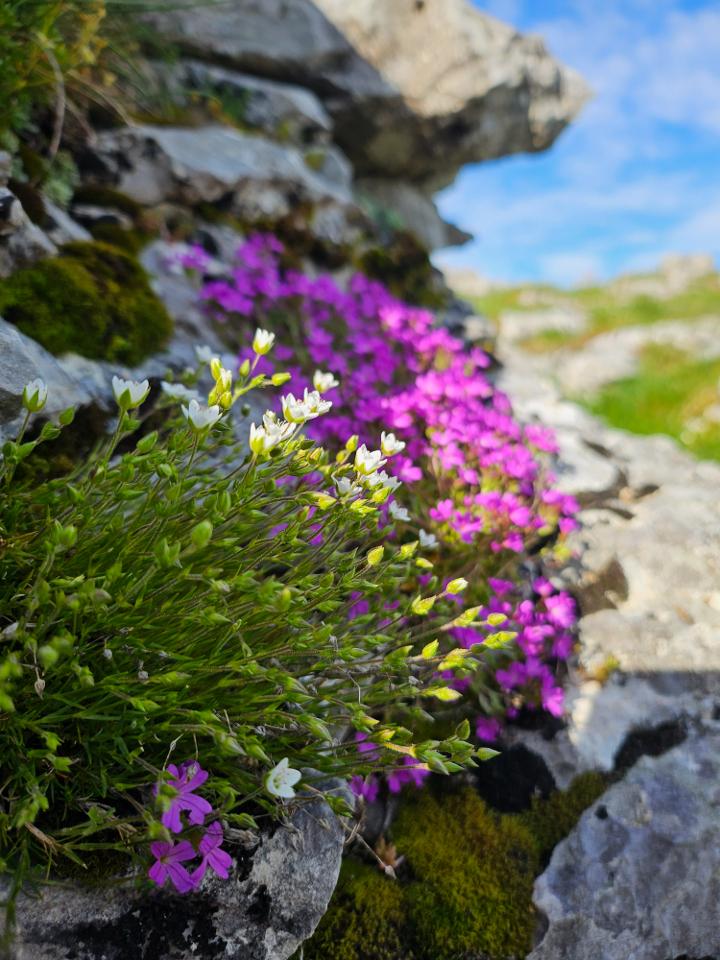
[2,783,351,960]
[83,125,366,248]
[530,734,720,960]
[314,0,591,187]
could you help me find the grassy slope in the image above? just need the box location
[469,274,720,461]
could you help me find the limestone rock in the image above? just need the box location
[0,318,93,442]
[176,61,334,144]
[0,187,56,278]
[356,178,471,250]
[3,783,350,960]
[314,0,590,186]
[142,0,393,104]
[530,734,720,960]
[84,125,365,247]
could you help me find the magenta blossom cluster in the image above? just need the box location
[149,762,232,893]
[190,234,579,727]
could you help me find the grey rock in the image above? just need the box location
[356,178,472,250]
[0,150,12,186]
[315,0,591,187]
[3,783,351,960]
[177,60,333,144]
[0,188,56,278]
[530,734,720,960]
[86,125,365,246]
[70,203,134,231]
[42,198,92,245]
[143,0,392,104]
[497,304,588,345]
[0,318,93,442]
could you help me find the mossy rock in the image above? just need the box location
[0,241,172,364]
[304,773,606,960]
[71,185,144,220]
[357,231,448,309]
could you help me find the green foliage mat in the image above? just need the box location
[0,241,172,364]
[303,773,606,960]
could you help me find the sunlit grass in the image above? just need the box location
[581,344,720,461]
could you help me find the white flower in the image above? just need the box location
[112,376,150,410]
[252,328,276,356]
[22,378,48,413]
[389,501,411,522]
[249,422,283,456]
[160,381,200,402]
[182,398,222,431]
[195,344,215,364]
[281,392,307,424]
[380,432,406,457]
[281,389,332,424]
[419,529,439,549]
[313,370,339,394]
[302,388,332,419]
[265,757,302,800]
[263,410,297,442]
[335,476,363,497]
[354,444,387,476]
[364,470,400,493]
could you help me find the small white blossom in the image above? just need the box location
[380,432,406,457]
[249,423,281,456]
[354,444,387,476]
[281,389,332,424]
[265,757,302,800]
[364,470,400,493]
[182,398,222,431]
[263,410,297,442]
[112,376,150,410]
[302,388,332,418]
[22,378,48,413]
[419,529,439,549]
[335,476,363,497]
[389,501,411,522]
[252,328,276,356]
[160,381,200,402]
[195,344,215,364]
[313,370,339,394]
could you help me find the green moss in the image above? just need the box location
[71,186,144,220]
[305,774,607,960]
[88,223,149,256]
[0,241,172,363]
[357,232,447,308]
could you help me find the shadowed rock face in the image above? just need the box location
[529,735,720,960]
[314,0,591,187]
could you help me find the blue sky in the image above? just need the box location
[436,0,720,286]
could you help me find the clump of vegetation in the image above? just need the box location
[0,1,107,136]
[357,231,448,308]
[0,351,484,925]
[305,773,606,960]
[0,240,172,363]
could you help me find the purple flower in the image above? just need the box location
[350,774,380,804]
[148,839,197,894]
[191,821,233,885]
[157,762,213,834]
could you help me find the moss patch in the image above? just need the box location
[357,232,447,309]
[0,241,172,364]
[304,773,606,960]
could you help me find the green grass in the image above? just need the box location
[582,343,720,461]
